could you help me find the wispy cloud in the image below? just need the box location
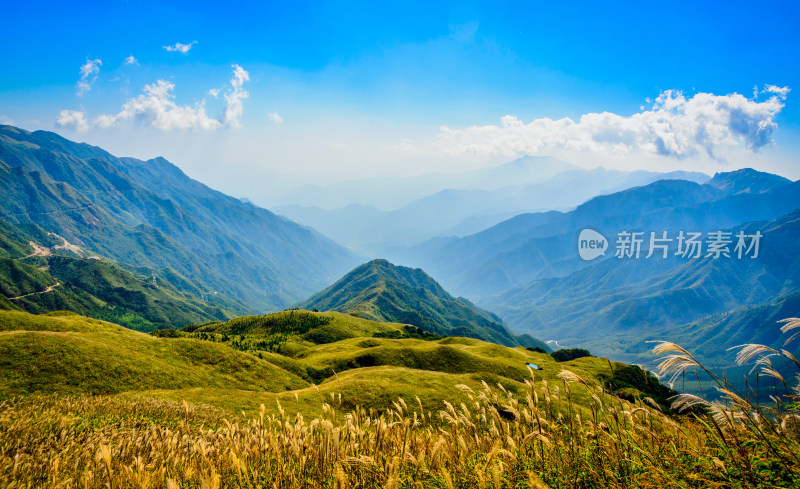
[163,41,196,54]
[80,64,249,131]
[222,64,250,128]
[437,89,789,160]
[762,84,790,98]
[56,110,89,132]
[77,58,102,96]
[124,55,139,66]
[208,88,219,98]
[0,115,14,125]
[391,138,414,151]
[267,112,283,124]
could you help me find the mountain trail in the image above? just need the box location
[7,282,61,301]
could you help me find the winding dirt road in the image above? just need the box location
[7,282,61,301]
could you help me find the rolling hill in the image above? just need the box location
[0,308,675,416]
[295,259,549,350]
[0,310,307,397]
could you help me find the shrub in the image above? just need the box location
[550,348,592,362]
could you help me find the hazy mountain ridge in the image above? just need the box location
[270,155,578,210]
[275,163,710,254]
[387,170,799,299]
[0,125,360,311]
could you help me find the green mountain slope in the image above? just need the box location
[0,125,359,311]
[184,309,415,342]
[488,206,800,384]
[493,207,800,338]
[296,259,549,350]
[184,309,581,391]
[0,218,234,330]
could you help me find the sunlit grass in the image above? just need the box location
[0,312,798,487]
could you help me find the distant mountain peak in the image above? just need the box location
[708,168,791,194]
[297,259,548,350]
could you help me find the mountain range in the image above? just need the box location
[387,168,799,300]
[276,163,709,254]
[2,124,798,398]
[0,125,360,313]
[0,125,544,349]
[269,155,578,210]
[488,206,800,353]
[308,166,800,395]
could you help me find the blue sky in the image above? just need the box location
[2,1,799,197]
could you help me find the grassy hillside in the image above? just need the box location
[0,218,235,330]
[176,309,673,413]
[0,309,671,415]
[297,259,549,350]
[0,310,307,397]
[186,309,409,339]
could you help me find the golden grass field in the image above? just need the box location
[0,310,798,488]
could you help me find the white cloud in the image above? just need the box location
[267,112,283,124]
[124,55,139,66]
[0,115,14,125]
[222,64,249,127]
[437,89,788,160]
[94,80,220,131]
[163,41,196,54]
[87,65,249,131]
[56,110,89,132]
[208,88,219,98]
[77,58,102,96]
